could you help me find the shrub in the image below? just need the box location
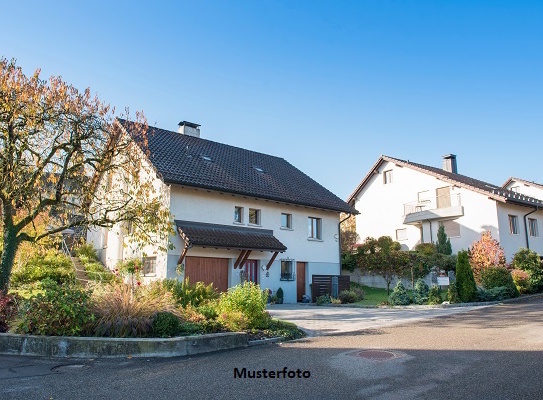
[264,319,306,341]
[16,279,94,336]
[158,278,219,308]
[84,262,119,284]
[389,281,410,306]
[276,287,284,300]
[456,251,477,303]
[330,297,342,304]
[468,231,506,284]
[338,289,363,304]
[90,282,181,337]
[0,292,17,333]
[10,250,75,287]
[218,310,250,331]
[316,294,331,305]
[152,312,181,338]
[413,278,429,305]
[74,244,98,261]
[427,286,442,305]
[117,258,143,277]
[217,282,270,329]
[511,248,543,292]
[415,243,437,256]
[447,283,460,303]
[511,269,532,294]
[196,300,219,320]
[477,286,518,302]
[480,267,519,298]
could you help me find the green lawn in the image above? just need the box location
[350,281,448,306]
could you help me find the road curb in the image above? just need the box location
[0,332,248,358]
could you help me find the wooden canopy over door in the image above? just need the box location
[185,256,229,293]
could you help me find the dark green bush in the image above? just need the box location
[427,286,442,305]
[511,248,543,292]
[316,294,331,305]
[481,267,516,290]
[16,279,94,336]
[447,283,460,303]
[161,278,219,307]
[196,301,219,320]
[413,278,429,305]
[276,287,284,300]
[178,321,205,335]
[218,282,270,329]
[338,289,363,303]
[389,281,411,306]
[477,286,518,302]
[11,251,75,287]
[152,312,181,338]
[74,244,98,261]
[264,319,306,340]
[456,251,477,302]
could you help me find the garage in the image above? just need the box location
[184,256,229,293]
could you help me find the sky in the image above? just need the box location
[2,1,542,200]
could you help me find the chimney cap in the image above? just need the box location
[178,121,200,129]
[443,154,457,159]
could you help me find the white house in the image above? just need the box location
[502,177,543,202]
[88,120,357,303]
[347,154,543,261]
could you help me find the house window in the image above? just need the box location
[396,228,407,241]
[143,256,156,276]
[281,213,292,229]
[308,217,322,239]
[249,208,261,225]
[280,260,295,281]
[234,206,243,223]
[383,170,393,184]
[417,190,431,203]
[509,215,519,235]
[529,218,539,237]
[441,220,461,238]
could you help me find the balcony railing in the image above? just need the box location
[404,193,461,216]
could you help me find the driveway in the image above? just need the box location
[267,303,488,336]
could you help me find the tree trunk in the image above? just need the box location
[0,226,20,292]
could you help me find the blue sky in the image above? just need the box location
[2,1,542,200]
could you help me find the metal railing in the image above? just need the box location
[403,193,461,215]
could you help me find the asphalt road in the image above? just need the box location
[1,298,542,400]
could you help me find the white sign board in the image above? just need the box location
[437,276,450,286]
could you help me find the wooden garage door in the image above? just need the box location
[185,256,229,293]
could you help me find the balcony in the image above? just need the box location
[403,193,464,224]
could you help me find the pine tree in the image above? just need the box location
[436,224,452,255]
[456,250,477,302]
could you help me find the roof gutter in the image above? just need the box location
[523,206,541,249]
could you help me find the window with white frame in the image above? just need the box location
[308,217,322,240]
[143,256,157,276]
[529,218,539,237]
[280,259,295,281]
[234,206,243,223]
[441,220,461,238]
[509,215,519,235]
[281,213,292,229]
[396,228,407,241]
[249,208,261,225]
[417,190,431,203]
[383,170,393,184]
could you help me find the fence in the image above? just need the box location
[311,275,350,302]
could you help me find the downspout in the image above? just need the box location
[523,207,539,249]
[338,213,352,266]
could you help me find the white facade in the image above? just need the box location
[350,157,543,261]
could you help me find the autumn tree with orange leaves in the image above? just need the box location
[468,231,507,284]
[0,58,173,291]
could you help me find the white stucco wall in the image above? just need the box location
[504,179,543,200]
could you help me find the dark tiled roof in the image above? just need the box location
[502,177,543,191]
[175,220,287,251]
[348,155,543,208]
[118,119,356,214]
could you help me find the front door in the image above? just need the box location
[244,260,258,284]
[296,262,306,302]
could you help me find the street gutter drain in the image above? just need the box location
[353,350,401,361]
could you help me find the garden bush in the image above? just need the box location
[159,278,219,307]
[511,269,532,294]
[477,286,518,302]
[152,312,181,338]
[338,289,363,303]
[316,294,331,305]
[0,292,17,333]
[217,282,270,329]
[480,267,519,297]
[90,282,180,337]
[263,319,305,340]
[511,248,543,292]
[74,243,98,261]
[456,251,477,303]
[84,262,119,284]
[389,281,410,306]
[447,283,460,303]
[413,278,429,305]
[427,286,442,305]
[16,279,94,336]
[218,310,250,331]
[10,250,75,287]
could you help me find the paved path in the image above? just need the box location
[267,303,489,336]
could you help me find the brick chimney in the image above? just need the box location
[442,154,458,174]
[178,121,201,138]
